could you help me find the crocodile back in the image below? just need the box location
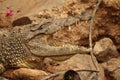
[0,34,32,68]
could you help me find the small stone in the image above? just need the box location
[93,38,119,62]
[101,57,120,80]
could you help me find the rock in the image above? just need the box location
[103,0,120,10]
[43,54,104,80]
[93,38,119,62]
[12,17,32,26]
[101,57,120,80]
[44,54,97,72]
[2,68,48,80]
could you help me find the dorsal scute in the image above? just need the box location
[0,33,30,67]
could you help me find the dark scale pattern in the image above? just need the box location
[0,34,30,68]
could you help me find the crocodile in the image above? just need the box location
[0,12,92,74]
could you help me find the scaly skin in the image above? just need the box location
[0,12,92,74]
